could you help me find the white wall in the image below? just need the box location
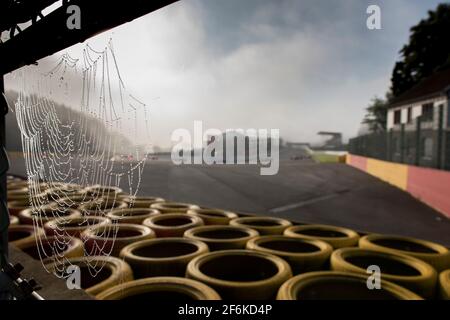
[387,96,448,130]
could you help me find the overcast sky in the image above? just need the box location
[5,0,447,148]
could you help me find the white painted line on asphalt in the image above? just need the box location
[269,189,350,213]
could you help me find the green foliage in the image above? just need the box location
[312,152,343,163]
[363,95,389,133]
[391,4,450,97]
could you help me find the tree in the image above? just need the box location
[362,95,389,133]
[391,4,450,97]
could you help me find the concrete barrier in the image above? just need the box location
[366,158,408,191]
[346,154,367,171]
[347,154,450,218]
[407,166,450,218]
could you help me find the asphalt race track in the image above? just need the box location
[8,154,450,246]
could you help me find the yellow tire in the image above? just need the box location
[56,195,96,209]
[45,216,110,237]
[47,255,133,297]
[121,196,165,208]
[45,185,84,200]
[184,225,259,251]
[7,180,28,190]
[359,234,450,272]
[230,217,292,235]
[107,208,160,224]
[82,223,155,257]
[18,207,81,225]
[8,199,30,216]
[142,213,204,237]
[331,247,437,299]
[284,224,359,248]
[247,235,332,274]
[120,237,209,278]
[7,188,29,201]
[186,249,292,300]
[78,199,128,216]
[439,269,450,300]
[19,236,84,264]
[83,185,123,198]
[277,271,422,300]
[9,215,19,225]
[8,225,45,248]
[98,277,221,300]
[187,209,238,225]
[150,202,200,214]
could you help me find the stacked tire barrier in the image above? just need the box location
[6,176,450,300]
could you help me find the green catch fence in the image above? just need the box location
[349,104,450,171]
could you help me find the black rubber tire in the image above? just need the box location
[184,225,259,251]
[120,237,209,278]
[230,217,292,235]
[284,224,359,248]
[359,234,450,272]
[247,235,332,274]
[331,247,438,299]
[186,249,292,299]
[277,271,423,300]
[97,277,221,300]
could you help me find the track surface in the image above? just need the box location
[8,154,450,246]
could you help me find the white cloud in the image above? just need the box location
[5,0,443,147]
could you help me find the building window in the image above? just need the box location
[407,107,412,123]
[393,110,401,124]
[421,103,434,122]
[420,137,433,159]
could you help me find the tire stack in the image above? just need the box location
[6,176,450,300]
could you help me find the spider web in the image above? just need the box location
[12,40,150,277]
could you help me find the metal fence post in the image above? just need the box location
[415,116,422,166]
[387,129,393,161]
[400,124,405,163]
[437,104,444,169]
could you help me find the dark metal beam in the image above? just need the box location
[0,76,9,269]
[0,0,179,75]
